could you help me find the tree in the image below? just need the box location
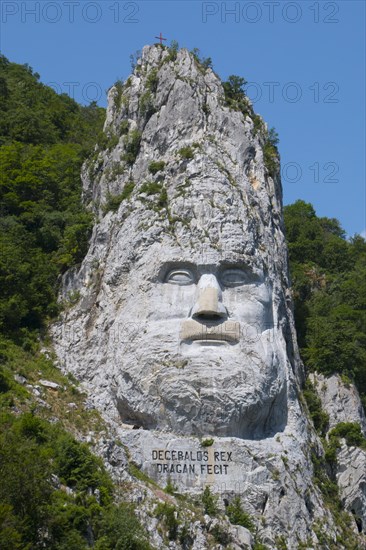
[223,75,247,101]
[96,505,152,549]
[226,497,254,531]
[0,429,52,545]
[202,486,218,516]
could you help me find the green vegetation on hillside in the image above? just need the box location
[0,411,151,549]
[284,200,366,405]
[0,55,104,150]
[0,55,105,341]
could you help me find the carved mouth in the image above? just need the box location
[180,319,240,344]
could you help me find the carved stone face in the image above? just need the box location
[54,44,294,444]
[111,238,288,439]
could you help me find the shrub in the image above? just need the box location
[119,120,129,135]
[0,504,23,550]
[15,412,48,444]
[113,80,124,110]
[329,422,366,449]
[303,379,329,436]
[211,524,231,544]
[263,141,277,177]
[324,437,339,470]
[0,430,52,546]
[129,50,141,71]
[0,367,10,393]
[139,91,155,119]
[202,486,218,516]
[102,132,119,151]
[103,181,134,213]
[121,130,141,166]
[96,504,151,549]
[146,69,159,93]
[223,75,247,102]
[165,478,177,495]
[148,160,165,174]
[311,449,339,503]
[167,40,179,62]
[140,181,167,210]
[178,146,194,160]
[157,187,168,209]
[227,496,254,531]
[252,114,265,135]
[140,181,161,195]
[203,102,210,115]
[179,523,193,548]
[190,48,212,72]
[155,503,179,541]
[122,179,135,196]
[275,535,288,550]
[223,74,251,117]
[201,438,214,447]
[54,433,112,494]
[263,127,279,178]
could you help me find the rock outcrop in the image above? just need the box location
[311,372,366,537]
[52,45,365,548]
[310,372,366,435]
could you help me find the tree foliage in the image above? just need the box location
[226,496,254,531]
[0,412,151,549]
[201,486,218,516]
[328,422,366,449]
[222,75,247,102]
[0,56,104,340]
[284,200,366,404]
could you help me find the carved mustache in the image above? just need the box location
[180,319,240,343]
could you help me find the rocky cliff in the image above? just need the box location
[52,45,366,549]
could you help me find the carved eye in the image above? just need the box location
[220,269,248,287]
[165,269,195,285]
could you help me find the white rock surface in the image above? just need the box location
[39,379,61,390]
[311,372,366,536]
[14,374,27,384]
[310,372,366,435]
[337,443,366,534]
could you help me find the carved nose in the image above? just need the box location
[191,274,227,320]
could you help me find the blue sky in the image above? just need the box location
[1,0,365,236]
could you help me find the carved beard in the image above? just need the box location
[112,327,288,439]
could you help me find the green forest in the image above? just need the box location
[284,202,366,406]
[0,55,365,548]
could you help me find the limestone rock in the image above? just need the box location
[311,372,366,536]
[310,372,366,435]
[337,443,366,535]
[229,525,253,548]
[14,374,27,385]
[39,379,61,390]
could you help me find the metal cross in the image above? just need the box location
[155,32,167,45]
